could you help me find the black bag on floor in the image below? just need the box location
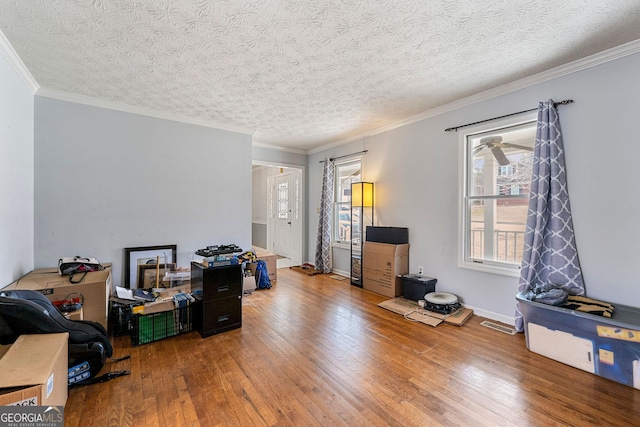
[0,289,125,385]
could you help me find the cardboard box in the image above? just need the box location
[378,297,474,328]
[130,283,193,315]
[136,300,175,315]
[442,308,474,326]
[362,242,409,298]
[0,344,10,360]
[0,333,68,406]
[2,265,112,330]
[156,282,191,298]
[405,307,474,327]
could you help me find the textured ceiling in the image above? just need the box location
[1,1,640,152]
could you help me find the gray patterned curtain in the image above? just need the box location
[315,158,334,273]
[514,100,585,332]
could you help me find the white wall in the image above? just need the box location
[34,97,253,287]
[0,53,34,286]
[251,166,269,248]
[252,166,269,225]
[252,146,307,168]
[309,52,640,322]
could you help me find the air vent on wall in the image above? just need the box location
[480,320,517,335]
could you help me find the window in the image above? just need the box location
[276,180,289,220]
[333,159,361,245]
[459,114,536,276]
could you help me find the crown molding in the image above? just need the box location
[0,29,39,93]
[306,135,367,155]
[35,87,255,136]
[310,38,640,154]
[251,141,308,155]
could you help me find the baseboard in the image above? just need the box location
[329,268,349,278]
[464,304,515,327]
[306,263,516,326]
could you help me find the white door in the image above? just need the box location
[273,174,292,258]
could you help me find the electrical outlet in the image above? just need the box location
[418,266,424,275]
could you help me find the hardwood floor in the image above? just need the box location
[65,268,640,426]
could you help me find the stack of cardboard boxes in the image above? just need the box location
[0,266,113,407]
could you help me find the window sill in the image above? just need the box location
[458,259,521,278]
[332,242,351,251]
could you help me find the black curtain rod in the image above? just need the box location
[444,99,574,132]
[318,150,368,163]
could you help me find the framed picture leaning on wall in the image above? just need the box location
[123,244,177,288]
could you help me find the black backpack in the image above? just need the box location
[0,289,128,385]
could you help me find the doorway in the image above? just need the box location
[252,163,304,269]
[273,173,293,259]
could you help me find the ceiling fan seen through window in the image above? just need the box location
[473,135,533,166]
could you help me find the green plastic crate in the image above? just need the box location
[131,304,192,346]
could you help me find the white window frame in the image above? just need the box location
[332,158,362,249]
[458,112,537,277]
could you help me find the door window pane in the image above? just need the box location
[277,181,289,220]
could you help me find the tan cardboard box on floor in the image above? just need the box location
[2,264,112,330]
[0,333,68,406]
[362,242,409,298]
